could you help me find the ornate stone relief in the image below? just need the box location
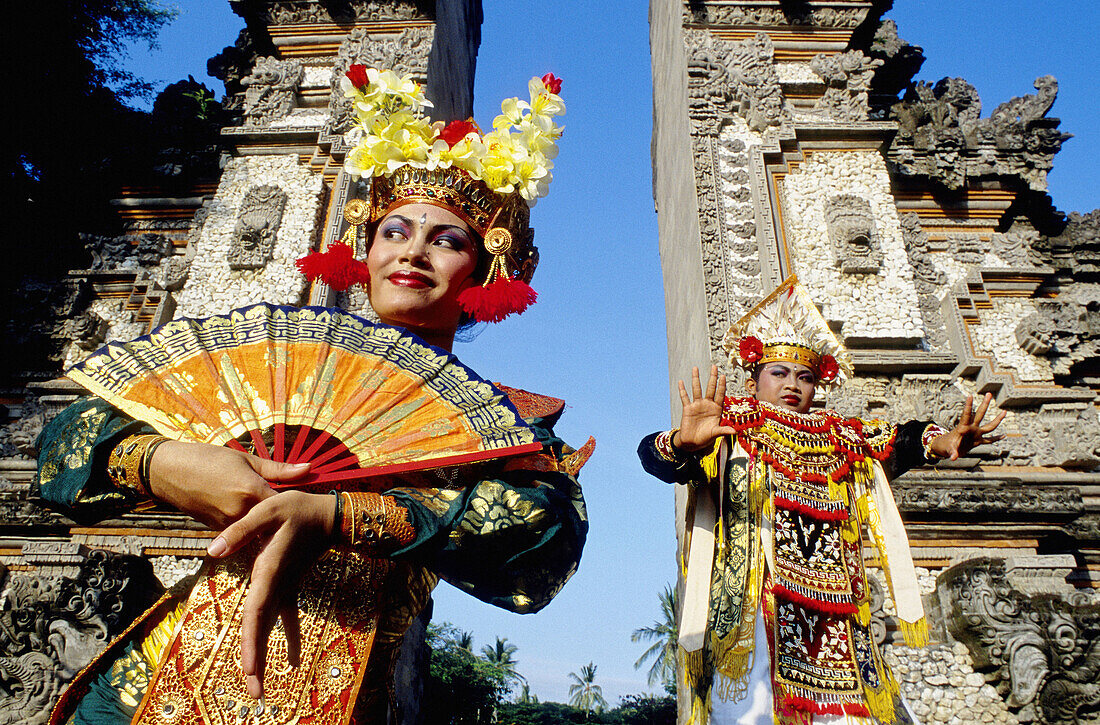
[326,26,433,135]
[1002,404,1100,469]
[0,550,163,725]
[889,76,1070,192]
[898,214,949,351]
[684,30,787,135]
[941,558,1100,724]
[64,310,109,352]
[865,20,925,106]
[824,375,966,430]
[227,185,288,270]
[255,0,430,25]
[893,484,1083,516]
[0,395,44,459]
[824,195,882,273]
[82,233,170,271]
[809,50,882,122]
[1040,209,1100,275]
[686,5,869,29]
[242,57,304,127]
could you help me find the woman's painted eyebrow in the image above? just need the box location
[384,215,469,238]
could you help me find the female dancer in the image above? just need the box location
[38,68,588,724]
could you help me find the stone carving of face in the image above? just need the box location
[825,195,881,273]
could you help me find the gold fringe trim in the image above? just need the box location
[700,440,722,480]
[681,647,712,725]
[898,617,929,648]
[864,671,901,724]
[858,600,871,627]
[138,600,185,667]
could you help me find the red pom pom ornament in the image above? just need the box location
[458,277,538,323]
[818,354,839,383]
[296,243,371,292]
[739,336,763,364]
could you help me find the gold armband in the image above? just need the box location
[921,423,949,463]
[107,434,168,499]
[338,492,416,551]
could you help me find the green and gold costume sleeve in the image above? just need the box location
[384,411,589,615]
[37,398,589,616]
[35,397,157,523]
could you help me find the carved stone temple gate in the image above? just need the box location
[0,1,481,722]
[650,1,1100,724]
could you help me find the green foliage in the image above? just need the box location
[498,695,675,725]
[423,623,510,725]
[631,584,679,691]
[605,695,676,725]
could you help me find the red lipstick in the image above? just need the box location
[388,271,433,288]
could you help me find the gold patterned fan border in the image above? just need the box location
[66,304,540,469]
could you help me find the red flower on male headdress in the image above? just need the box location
[345,64,369,90]
[541,73,563,94]
[439,119,480,148]
[739,336,763,364]
[818,354,839,383]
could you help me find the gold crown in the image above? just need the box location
[723,275,853,386]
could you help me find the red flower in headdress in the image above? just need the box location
[439,119,480,148]
[739,336,763,364]
[818,354,839,383]
[345,64,369,90]
[541,73,563,94]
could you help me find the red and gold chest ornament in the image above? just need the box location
[724,275,852,387]
[298,68,565,323]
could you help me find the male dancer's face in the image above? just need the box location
[745,361,817,413]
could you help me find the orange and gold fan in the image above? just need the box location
[65,304,541,488]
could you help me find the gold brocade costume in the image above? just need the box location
[39,387,591,725]
[642,399,934,725]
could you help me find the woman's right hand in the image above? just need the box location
[147,441,311,530]
[675,365,737,453]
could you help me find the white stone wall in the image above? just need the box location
[175,155,325,318]
[885,643,1017,725]
[63,299,146,367]
[779,150,924,341]
[775,61,818,84]
[149,555,203,588]
[969,299,1056,383]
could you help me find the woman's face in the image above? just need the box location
[745,361,817,413]
[367,203,480,341]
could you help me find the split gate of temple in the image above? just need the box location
[0,1,480,722]
[650,1,1100,724]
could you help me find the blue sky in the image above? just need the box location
[123,0,1098,704]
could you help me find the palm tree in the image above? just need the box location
[481,636,526,685]
[567,662,607,717]
[449,629,474,652]
[515,683,538,704]
[631,584,679,689]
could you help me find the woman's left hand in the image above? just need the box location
[206,490,336,699]
[929,392,1007,461]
